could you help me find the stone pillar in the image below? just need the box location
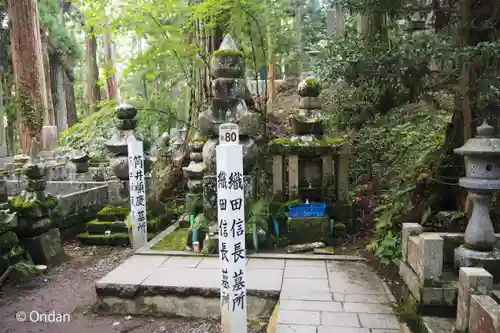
[456,267,493,331]
[335,4,345,36]
[288,155,299,199]
[468,295,500,333]
[335,144,349,201]
[272,155,283,198]
[41,125,58,151]
[326,9,335,37]
[420,233,444,281]
[401,223,423,261]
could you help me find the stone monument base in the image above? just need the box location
[454,245,500,282]
[23,228,68,265]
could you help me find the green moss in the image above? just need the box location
[305,77,321,86]
[77,231,155,246]
[13,168,23,173]
[9,245,24,256]
[55,162,66,166]
[97,205,130,221]
[268,137,346,155]
[151,228,189,251]
[98,206,130,215]
[212,49,244,57]
[270,137,345,147]
[334,223,346,230]
[8,194,57,212]
[87,219,160,234]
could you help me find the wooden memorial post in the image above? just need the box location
[217,123,247,333]
[127,135,147,249]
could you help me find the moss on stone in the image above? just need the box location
[13,168,24,173]
[97,206,130,221]
[212,49,244,57]
[268,137,345,155]
[0,231,19,251]
[9,194,58,211]
[271,137,345,146]
[287,217,330,244]
[77,231,155,246]
[87,219,161,234]
[151,228,189,251]
[9,245,24,256]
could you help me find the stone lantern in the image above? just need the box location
[454,119,500,280]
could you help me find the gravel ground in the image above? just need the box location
[0,242,267,333]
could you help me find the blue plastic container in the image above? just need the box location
[288,203,326,218]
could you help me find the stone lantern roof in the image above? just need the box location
[454,120,500,156]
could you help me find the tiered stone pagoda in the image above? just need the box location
[269,77,349,203]
[105,104,151,204]
[8,139,66,265]
[197,35,259,225]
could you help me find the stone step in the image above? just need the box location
[96,206,130,221]
[86,219,161,234]
[77,232,156,245]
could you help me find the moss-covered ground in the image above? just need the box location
[151,228,189,251]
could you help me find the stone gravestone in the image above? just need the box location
[216,123,247,333]
[127,135,147,250]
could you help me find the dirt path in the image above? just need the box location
[0,242,265,333]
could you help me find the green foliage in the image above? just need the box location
[246,199,269,233]
[60,101,116,157]
[39,0,82,58]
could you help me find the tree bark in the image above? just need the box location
[8,0,48,153]
[65,73,77,126]
[50,54,68,132]
[42,37,55,125]
[102,28,119,101]
[86,28,101,113]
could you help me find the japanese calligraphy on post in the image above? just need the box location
[216,123,247,333]
[127,135,147,250]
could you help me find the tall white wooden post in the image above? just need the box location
[127,135,147,249]
[217,123,247,333]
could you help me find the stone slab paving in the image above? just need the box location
[96,256,401,332]
[276,260,401,333]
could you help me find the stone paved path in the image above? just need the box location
[276,259,400,333]
[97,256,401,333]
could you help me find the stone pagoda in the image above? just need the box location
[105,104,151,204]
[197,35,259,224]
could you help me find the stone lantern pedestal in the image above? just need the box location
[454,120,500,281]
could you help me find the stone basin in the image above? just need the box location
[5,181,108,232]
